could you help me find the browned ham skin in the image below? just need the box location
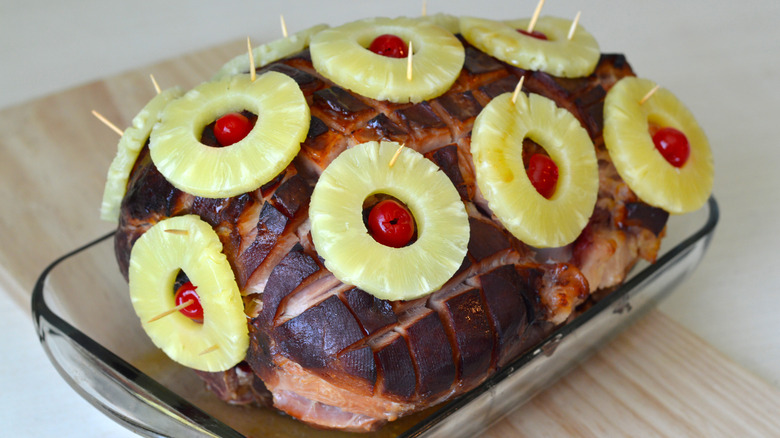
[115,39,666,431]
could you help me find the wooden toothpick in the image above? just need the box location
[199,344,220,356]
[527,0,547,33]
[406,41,414,81]
[511,76,526,104]
[91,110,124,136]
[567,11,582,40]
[389,144,405,168]
[422,0,427,16]
[147,299,194,323]
[164,228,189,235]
[280,14,288,38]
[639,84,660,105]
[247,37,256,82]
[150,74,161,95]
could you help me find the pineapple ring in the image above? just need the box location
[460,16,600,78]
[471,91,599,248]
[310,141,470,301]
[99,87,183,222]
[604,77,714,214]
[128,215,249,372]
[212,24,329,80]
[150,72,310,198]
[310,17,465,103]
[415,13,461,35]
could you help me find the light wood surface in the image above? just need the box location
[491,310,780,437]
[2,29,780,438]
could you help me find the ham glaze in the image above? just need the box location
[114,37,668,431]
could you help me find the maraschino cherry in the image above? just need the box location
[517,29,548,40]
[174,281,204,323]
[214,112,253,146]
[368,34,408,58]
[652,127,690,168]
[527,153,558,199]
[367,199,415,248]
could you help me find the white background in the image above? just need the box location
[2,0,779,436]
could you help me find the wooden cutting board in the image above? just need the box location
[2,40,779,436]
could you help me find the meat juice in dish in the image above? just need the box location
[100,14,714,432]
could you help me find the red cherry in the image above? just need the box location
[214,112,253,146]
[367,199,415,248]
[652,127,690,168]
[527,153,559,199]
[517,29,548,40]
[174,281,204,322]
[368,34,408,58]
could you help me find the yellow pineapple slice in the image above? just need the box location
[460,16,600,78]
[603,77,714,214]
[471,91,599,248]
[416,13,460,35]
[128,215,248,372]
[150,72,309,198]
[212,24,329,80]
[99,87,183,221]
[310,141,469,300]
[310,17,464,103]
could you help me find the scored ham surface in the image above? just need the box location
[114,37,668,432]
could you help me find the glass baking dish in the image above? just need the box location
[32,197,718,437]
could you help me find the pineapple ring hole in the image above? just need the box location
[521,138,559,199]
[521,138,551,169]
[173,269,190,294]
[171,269,206,325]
[362,194,419,247]
[171,269,204,323]
[360,34,417,55]
[200,110,258,148]
[356,31,417,54]
[646,113,682,136]
[151,267,202,330]
[350,29,416,60]
[519,127,568,201]
[516,29,550,41]
[646,113,690,165]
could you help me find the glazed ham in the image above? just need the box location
[114,39,667,431]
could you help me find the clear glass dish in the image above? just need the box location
[32,197,718,437]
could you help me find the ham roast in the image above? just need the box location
[113,35,668,432]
